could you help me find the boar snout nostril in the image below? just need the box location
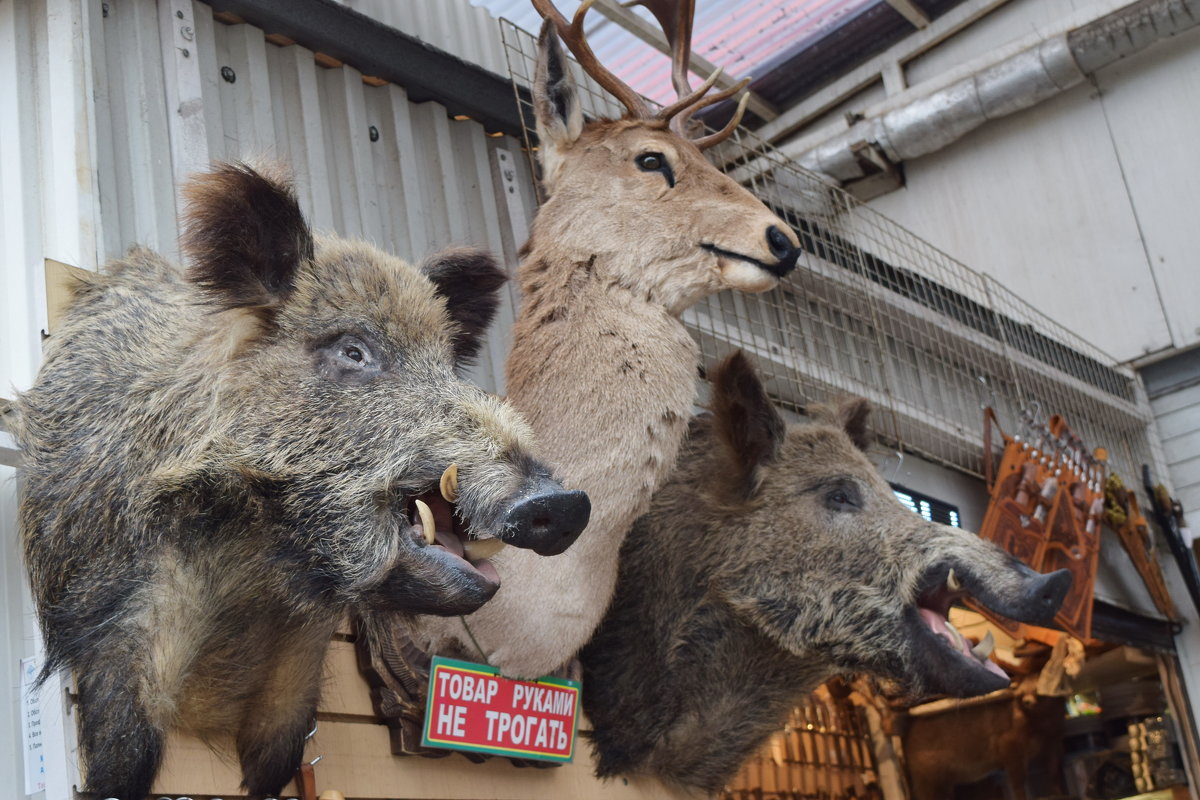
[503,487,591,557]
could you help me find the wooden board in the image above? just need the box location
[151,634,692,799]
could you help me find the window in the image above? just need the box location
[891,484,960,527]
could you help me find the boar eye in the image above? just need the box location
[823,483,862,512]
[316,334,381,382]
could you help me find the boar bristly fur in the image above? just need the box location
[15,163,583,799]
[581,352,1070,795]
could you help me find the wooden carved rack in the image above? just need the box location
[974,408,1107,640]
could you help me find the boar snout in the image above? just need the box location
[980,563,1072,626]
[496,474,591,556]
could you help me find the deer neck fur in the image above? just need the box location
[507,245,700,528]
[415,241,701,680]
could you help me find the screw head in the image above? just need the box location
[220,66,236,83]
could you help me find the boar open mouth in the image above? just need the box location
[906,563,1070,697]
[404,465,506,585]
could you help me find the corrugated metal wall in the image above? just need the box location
[333,0,510,77]
[1146,353,1200,520]
[0,1,542,796]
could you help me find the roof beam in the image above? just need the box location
[753,0,1014,145]
[202,0,527,137]
[591,0,779,121]
[883,0,931,28]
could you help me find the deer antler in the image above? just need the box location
[531,0,652,119]
[629,0,749,148]
[532,0,749,148]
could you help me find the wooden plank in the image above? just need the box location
[317,640,378,720]
[153,717,692,799]
[153,625,687,798]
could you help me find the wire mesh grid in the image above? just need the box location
[498,17,1158,484]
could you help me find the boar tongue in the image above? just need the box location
[471,558,500,584]
[435,528,465,558]
[918,608,1007,680]
[432,523,498,582]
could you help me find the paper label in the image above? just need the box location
[21,657,46,794]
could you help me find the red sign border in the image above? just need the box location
[420,655,581,763]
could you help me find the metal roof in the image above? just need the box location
[471,0,879,106]
[472,0,969,126]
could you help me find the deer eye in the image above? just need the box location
[635,151,675,187]
[635,152,663,171]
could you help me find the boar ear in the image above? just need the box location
[181,162,313,311]
[533,19,583,191]
[710,351,786,499]
[837,397,872,451]
[421,248,508,365]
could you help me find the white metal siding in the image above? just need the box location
[0,2,541,795]
[1150,375,1200,520]
[332,0,510,77]
[86,0,540,394]
[865,7,1200,363]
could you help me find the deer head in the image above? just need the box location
[529,0,800,314]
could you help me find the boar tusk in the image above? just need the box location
[971,630,995,660]
[463,537,507,561]
[440,463,459,503]
[946,568,962,592]
[415,499,437,545]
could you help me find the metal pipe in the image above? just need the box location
[795,0,1200,182]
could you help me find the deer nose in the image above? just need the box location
[766,225,799,275]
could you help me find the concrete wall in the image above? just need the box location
[862,0,1200,365]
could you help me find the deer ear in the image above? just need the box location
[533,19,583,190]
[182,162,313,312]
[710,351,786,499]
[837,397,872,451]
[421,248,508,366]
